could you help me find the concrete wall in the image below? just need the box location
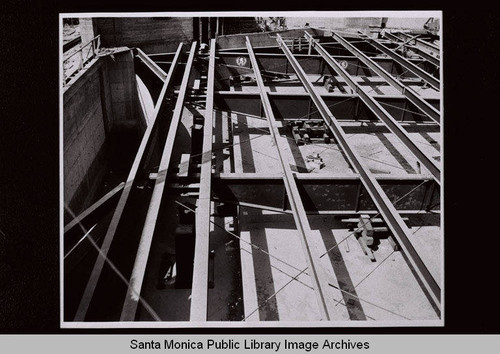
[83,17,194,54]
[64,50,141,217]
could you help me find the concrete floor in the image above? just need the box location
[238,210,440,322]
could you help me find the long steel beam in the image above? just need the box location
[382,32,440,66]
[73,43,185,321]
[136,48,168,82]
[276,33,441,315]
[119,42,198,321]
[363,35,440,90]
[330,32,440,124]
[246,36,338,321]
[190,38,216,322]
[64,182,125,234]
[304,34,441,183]
[392,32,440,57]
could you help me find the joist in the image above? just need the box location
[276,33,441,315]
[247,36,339,321]
[382,32,440,67]
[120,42,198,321]
[304,33,441,183]
[329,32,440,124]
[362,34,440,90]
[391,31,440,57]
[190,38,216,322]
[73,43,185,322]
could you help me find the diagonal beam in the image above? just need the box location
[73,43,185,321]
[382,32,440,67]
[329,32,440,124]
[392,32,440,56]
[190,38,216,322]
[362,34,440,90]
[119,42,198,321]
[276,33,441,316]
[304,34,441,184]
[136,48,168,82]
[64,182,125,234]
[246,36,338,321]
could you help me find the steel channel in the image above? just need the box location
[246,36,336,321]
[331,33,440,123]
[190,38,216,321]
[304,34,441,183]
[277,34,441,316]
[119,42,196,321]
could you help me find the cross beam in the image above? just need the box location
[136,48,168,82]
[382,32,440,67]
[363,34,440,90]
[246,36,338,320]
[304,34,441,183]
[276,33,441,316]
[329,32,440,124]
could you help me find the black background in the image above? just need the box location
[0,1,498,334]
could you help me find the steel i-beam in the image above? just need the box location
[382,32,440,67]
[329,32,440,124]
[276,34,441,316]
[392,32,440,57]
[362,34,440,90]
[136,48,169,82]
[119,42,198,321]
[190,38,216,322]
[73,43,186,321]
[304,33,441,184]
[246,36,338,321]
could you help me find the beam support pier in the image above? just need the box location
[276,33,441,316]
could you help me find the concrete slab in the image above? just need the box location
[308,215,440,322]
[239,208,322,321]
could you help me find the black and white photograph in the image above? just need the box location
[61,12,443,327]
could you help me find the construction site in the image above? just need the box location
[62,14,442,326]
